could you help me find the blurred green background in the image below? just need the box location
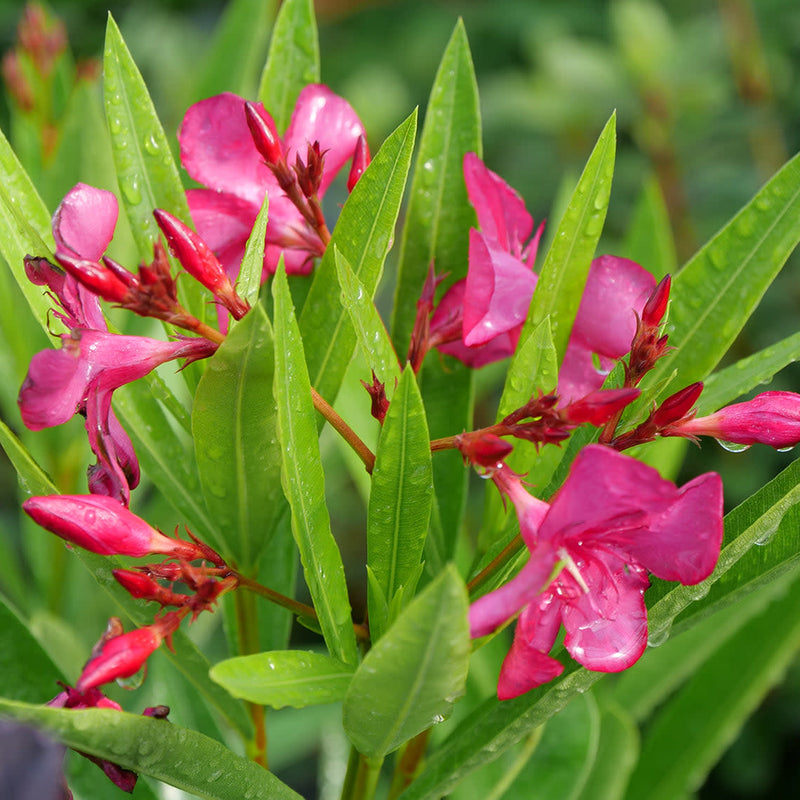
[1,0,799,796]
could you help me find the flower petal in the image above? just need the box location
[497,597,563,699]
[179,92,274,207]
[284,84,366,197]
[463,152,534,256]
[561,550,649,673]
[463,229,536,347]
[53,183,118,261]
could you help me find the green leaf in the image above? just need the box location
[0,700,300,800]
[625,571,800,800]
[257,0,319,130]
[0,594,63,701]
[103,15,206,322]
[272,263,358,665]
[335,247,401,388]
[622,174,677,281]
[391,19,481,355]
[210,650,354,708]
[195,0,276,99]
[238,194,269,307]
[524,112,616,365]
[193,305,283,567]
[343,565,470,758]
[367,366,433,640]
[0,126,55,333]
[697,330,800,414]
[299,109,416,403]
[643,150,800,396]
[114,381,221,554]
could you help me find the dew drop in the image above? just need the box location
[755,525,780,546]
[715,439,751,453]
[121,177,142,205]
[647,625,671,648]
[143,134,160,155]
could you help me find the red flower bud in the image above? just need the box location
[361,371,391,424]
[652,382,704,427]
[641,274,671,328]
[244,101,282,165]
[347,135,371,192]
[113,569,187,607]
[562,388,640,426]
[55,252,130,303]
[455,432,514,469]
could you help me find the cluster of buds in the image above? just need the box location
[624,274,672,386]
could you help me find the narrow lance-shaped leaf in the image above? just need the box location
[210,650,354,709]
[0,418,253,739]
[193,305,282,568]
[103,15,206,323]
[272,263,358,665]
[335,247,401,388]
[299,109,417,403]
[367,365,433,640]
[237,193,269,306]
[0,700,300,800]
[391,18,482,355]
[643,149,800,397]
[523,112,617,365]
[343,565,470,759]
[257,0,319,130]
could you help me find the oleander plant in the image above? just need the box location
[1,0,800,798]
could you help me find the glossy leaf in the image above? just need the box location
[0,700,300,800]
[238,194,269,306]
[524,112,616,365]
[391,19,481,355]
[343,565,470,758]
[103,15,206,322]
[193,305,282,567]
[0,126,54,333]
[299,110,416,403]
[0,594,63,701]
[272,263,358,665]
[257,0,319,130]
[367,365,433,640]
[644,149,800,396]
[625,572,800,800]
[195,0,276,99]
[335,247,401,388]
[210,650,354,709]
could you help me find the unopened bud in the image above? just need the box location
[244,101,282,164]
[562,388,640,426]
[455,432,514,469]
[113,569,187,607]
[55,252,130,303]
[347,135,371,192]
[641,274,671,328]
[76,625,164,692]
[652,382,704,427]
[361,371,391,424]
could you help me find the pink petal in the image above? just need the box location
[463,152,534,257]
[558,256,655,401]
[469,545,558,638]
[561,551,649,673]
[284,84,366,197]
[179,93,274,207]
[53,183,118,261]
[463,230,536,347]
[497,598,563,699]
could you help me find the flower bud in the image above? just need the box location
[641,274,671,328]
[244,101,282,165]
[652,382,704,427]
[23,494,219,561]
[113,569,187,607]
[76,626,164,692]
[455,432,514,469]
[55,252,130,303]
[347,135,371,192]
[562,388,640,426]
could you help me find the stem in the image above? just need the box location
[310,386,375,473]
[466,534,525,595]
[234,590,268,768]
[387,729,431,800]
[340,747,361,800]
[351,754,384,800]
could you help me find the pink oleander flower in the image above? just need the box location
[666,390,800,450]
[431,154,656,399]
[23,494,223,562]
[18,329,215,504]
[178,84,365,278]
[469,445,723,699]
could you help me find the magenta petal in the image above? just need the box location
[463,152,534,256]
[284,84,365,196]
[497,599,564,699]
[179,93,273,207]
[463,230,537,347]
[623,471,724,584]
[53,183,118,261]
[18,341,90,429]
[468,546,558,638]
[561,552,649,673]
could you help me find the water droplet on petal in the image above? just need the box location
[715,439,751,453]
